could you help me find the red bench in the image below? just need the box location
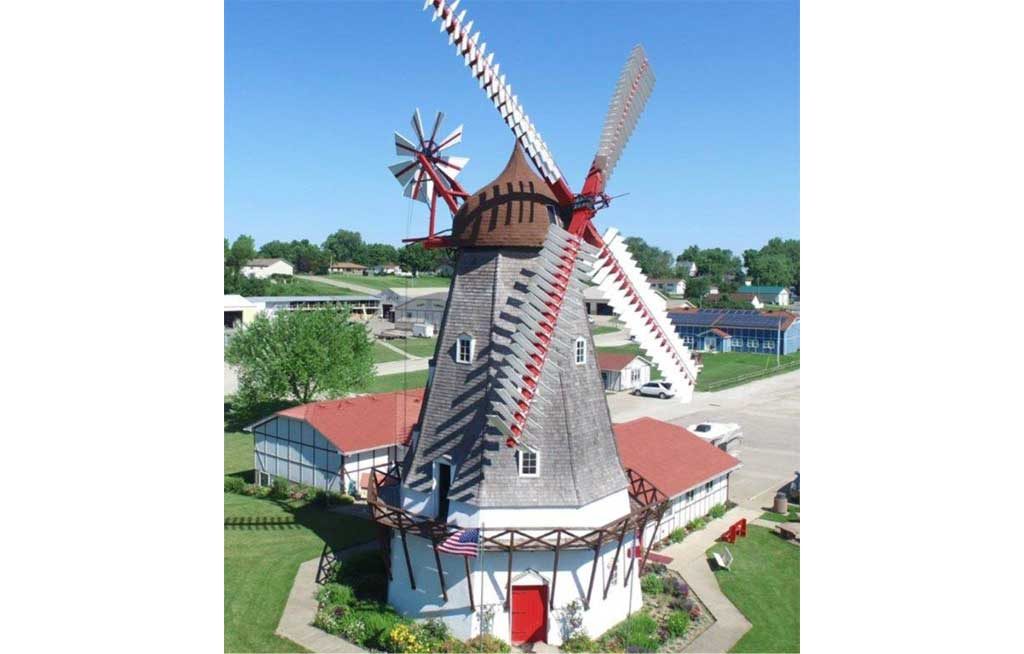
[721,518,748,544]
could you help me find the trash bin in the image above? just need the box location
[773,491,789,514]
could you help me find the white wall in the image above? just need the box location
[341,447,395,495]
[241,260,293,279]
[618,360,650,391]
[642,473,731,545]
[387,530,643,645]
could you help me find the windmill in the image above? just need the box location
[369,1,687,645]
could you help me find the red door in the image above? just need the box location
[511,585,548,644]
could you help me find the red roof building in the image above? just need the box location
[596,352,640,371]
[273,389,424,454]
[613,417,741,498]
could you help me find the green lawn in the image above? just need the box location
[709,526,800,653]
[591,325,621,336]
[324,274,451,291]
[386,336,439,359]
[224,433,377,653]
[258,278,362,296]
[696,351,800,392]
[363,369,430,393]
[372,341,407,363]
[760,503,800,523]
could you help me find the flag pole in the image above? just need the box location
[477,523,485,630]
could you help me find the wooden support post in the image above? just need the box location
[639,507,665,575]
[549,531,562,609]
[431,537,448,602]
[400,524,416,590]
[504,533,515,610]
[464,556,475,612]
[584,531,605,610]
[622,528,639,587]
[603,522,629,600]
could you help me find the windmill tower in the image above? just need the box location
[368,1,699,645]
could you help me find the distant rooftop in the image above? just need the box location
[246,295,380,303]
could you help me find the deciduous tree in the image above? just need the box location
[225,308,374,405]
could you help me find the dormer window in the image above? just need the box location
[519,449,539,477]
[574,337,586,365]
[456,334,475,364]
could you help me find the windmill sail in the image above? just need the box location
[590,228,701,401]
[594,45,656,185]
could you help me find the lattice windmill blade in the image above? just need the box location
[594,45,656,185]
[388,109,469,205]
[422,0,565,189]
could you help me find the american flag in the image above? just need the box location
[437,528,480,557]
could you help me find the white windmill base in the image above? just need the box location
[386,533,643,645]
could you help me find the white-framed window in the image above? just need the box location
[762,340,774,351]
[682,335,694,347]
[631,367,641,384]
[456,334,475,364]
[747,339,758,349]
[685,489,695,502]
[574,337,586,365]
[704,480,714,492]
[518,449,539,477]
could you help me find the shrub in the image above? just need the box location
[339,493,356,505]
[421,618,450,643]
[709,503,726,519]
[668,528,686,544]
[270,476,289,499]
[607,613,660,653]
[338,613,368,644]
[464,634,512,653]
[241,483,259,496]
[689,604,702,620]
[435,638,471,653]
[386,623,431,653]
[313,607,341,634]
[316,583,355,608]
[351,609,406,650]
[666,611,691,638]
[665,577,689,598]
[686,517,707,531]
[562,634,600,652]
[224,476,245,493]
[559,600,585,642]
[640,573,664,595]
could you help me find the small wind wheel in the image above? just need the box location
[389,109,469,204]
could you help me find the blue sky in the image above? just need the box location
[226,0,799,257]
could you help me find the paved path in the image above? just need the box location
[375,357,431,376]
[298,274,381,296]
[376,339,414,358]
[276,542,378,653]
[656,506,761,653]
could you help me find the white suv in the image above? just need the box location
[633,381,676,399]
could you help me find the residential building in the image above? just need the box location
[328,261,367,274]
[240,258,294,279]
[647,278,686,295]
[248,390,423,495]
[390,290,448,328]
[584,285,613,315]
[224,294,260,330]
[668,308,800,355]
[371,262,403,275]
[614,417,742,544]
[733,284,791,306]
[597,352,651,392]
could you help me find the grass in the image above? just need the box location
[696,351,800,392]
[591,325,621,336]
[324,274,451,291]
[372,341,407,363]
[386,336,438,359]
[224,432,377,653]
[760,504,800,523]
[709,526,800,653]
[363,369,430,393]
[258,278,362,296]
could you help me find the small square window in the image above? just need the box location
[704,480,714,492]
[519,450,539,476]
[747,339,758,348]
[456,335,474,363]
[763,340,774,351]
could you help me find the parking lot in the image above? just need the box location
[608,370,800,509]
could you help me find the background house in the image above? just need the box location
[371,262,402,275]
[223,294,260,330]
[240,258,293,279]
[328,261,367,275]
[248,390,423,494]
[648,278,686,295]
[598,352,651,392]
[614,417,742,544]
[733,284,791,306]
[677,260,698,277]
[669,308,800,355]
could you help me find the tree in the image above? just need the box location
[677,245,742,283]
[290,239,329,274]
[398,242,442,276]
[624,236,674,278]
[227,234,256,268]
[744,237,800,291]
[322,229,365,263]
[684,275,711,300]
[361,243,401,267]
[258,240,296,261]
[225,307,374,405]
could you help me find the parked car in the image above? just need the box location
[633,381,676,399]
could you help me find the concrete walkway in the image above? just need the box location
[376,339,415,359]
[375,357,431,376]
[276,542,379,653]
[298,274,382,297]
[656,506,762,653]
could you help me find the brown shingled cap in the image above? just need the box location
[451,144,566,248]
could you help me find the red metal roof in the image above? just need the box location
[709,327,731,338]
[614,417,741,499]
[597,352,640,371]
[274,389,424,453]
